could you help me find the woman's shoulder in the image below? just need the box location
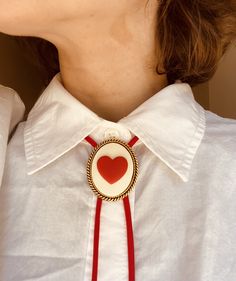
[203,109,236,155]
[204,109,236,135]
[0,84,25,187]
[0,84,26,137]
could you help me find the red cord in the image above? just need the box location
[85,134,139,281]
[91,197,102,281]
[128,135,139,148]
[125,135,138,281]
[85,135,98,148]
[123,196,135,281]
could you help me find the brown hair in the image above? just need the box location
[14,0,236,87]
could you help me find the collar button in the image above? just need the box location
[104,128,120,139]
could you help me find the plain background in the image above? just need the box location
[0,32,235,120]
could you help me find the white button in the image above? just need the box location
[104,128,120,139]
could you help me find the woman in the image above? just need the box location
[0,1,236,280]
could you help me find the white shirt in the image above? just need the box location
[0,72,236,281]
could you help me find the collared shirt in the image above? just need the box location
[0,72,236,281]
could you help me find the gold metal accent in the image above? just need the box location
[86,137,139,202]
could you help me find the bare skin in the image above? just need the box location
[0,0,168,122]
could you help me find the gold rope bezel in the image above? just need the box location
[86,137,139,202]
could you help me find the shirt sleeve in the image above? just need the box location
[0,84,25,187]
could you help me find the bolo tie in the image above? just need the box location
[85,133,139,281]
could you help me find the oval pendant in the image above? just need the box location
[86,137,139,201]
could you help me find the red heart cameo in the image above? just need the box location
[97,156,128,184]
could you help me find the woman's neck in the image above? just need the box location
[44,1,168,122]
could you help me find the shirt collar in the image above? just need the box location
[24,72,206,182]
